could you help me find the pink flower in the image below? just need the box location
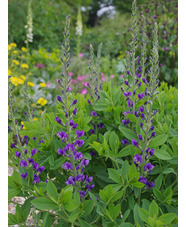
[46,83,50,88]
[81,88,88,95]
[110,75,114,79]
[81,82,89,87]
[79,53,84,58]
[101,73,104,76]
[120,74,124,78]
[77,76,86,81]
[101,76,106,82]
[68,72,73,77]
[68,87,72,91]
[70,79,78,84]
[35,63,45,69]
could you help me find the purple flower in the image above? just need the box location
[80,159,89,167]
[144,162,154,173]
[72,123,77,129]
[85,175,93,183]
[27,158,35,164]
[20,160,27,167]
[97,123,105,128]
[150,149,154,156]
[123,91,131,97]
[127,100,133,107]
[147,181,155,189]
[139,106,144,112]
[21,172,27,179]
[37,166,45,174]
[33,163,39,170]
[25,149,28,154]
[15,151,21,158]
[39,140,44,144]
[122,119,130,126]
[121,139,129,145]
[56,117,62,125]
[72,100,77,105]
[138,134,143,140]
[78,191,86,197]
[133,154,143,166]
[86,184,95,191]
[73,108,77,115]
[140,122,143,128]
[65,176,75,186]
[74,152,84,160]
[11,143,16,148]
[57,96,62,102]
[150,125,154,131]
[151,132,156,137]
[57,148,66,155]
[139,176,148,184]
[91,111,97,117]
[87,99,92,105]
[138,93,145,100]
[65,112,68,118]
[141,113,145,118]
[62,162,73,171]
[33,174,40,184]
[131,139,139,147]
[124,81,129,86]
[90,151,97,156]
[74,140,84,147]
[76,130,85,138]
[126,70,130,75]
[89,129,95,134]
[69,120,75,127]
[75,174,85,182]
[31,148,37,156]
[146,147,150,153]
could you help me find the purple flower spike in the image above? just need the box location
[74,152,84,160]
[37,166,45,174]
[78,191,86,197]
[31,148,37,156]
[27,158,35,164]
[87,99,92,105]
[72,123,78,129]
[150,149,154,156]
[21,172,27,179]
[69,120,75,127]
[15,151,21,158]
[140,122,143,128]
[131,139,139,147]
[124,81,129,86]
[138,134,143,140]
[74,140,84,147]
[138,93,145,100]
[75,174,85,182]
[139,106,144,112]
[122,119,130,126]
[80,158,89,167]
[146,147,150,153]
[151,132,156,137]
[57,148,66,156]
[139,176,148,184]
[127,100,133,107]
[57,96,62,102]
[20,160,28,167]
[144,162,154,173]
[150,125,154,131]
[126,70,130,75]
[11,143,16,148]
[85,175,93,183]
[133,154,143,166]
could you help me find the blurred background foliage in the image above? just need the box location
[8,0,178,87]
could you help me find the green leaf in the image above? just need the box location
[149,200,159,217]
[153,188,164,201]
[155,173,163,190]
[128,164,139,182]
[89,141,103,155]
[109,131,120,154]
[69,211,79,223]
[81,200,94,217]
[138,208,150,223]
[134,204,144,226]
[119,124,138,140]
[31,198,58,210]
[154,149,172,160]
[108,168,122,184]
[126,113,137,123]
[121,160,130,180]
[8,188,21,201]
[158,213,177,224]
[47,181,58,202]
[131,181,145,188]
[162,168,175,174]
[79,219,92,227]
[117,145,134,157]
[149,135,168,147]
[110,190,123,203]
[64,202,77,212]
[120,223,133,227]
[121,209,130,222]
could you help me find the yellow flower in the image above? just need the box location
[40,82,46,88]
[10,43,17,47]
[33,118,38,121]
[21,63,29,69]
[13,50,18,54]
[21,47,27,52]
[13,59,19,65]
[31,103,36,107]
[39,111,43,115]
[38,97,47,106]
[21,121,26,130]
[10,77,24,86]
[20,75,26,81]
[8,45,11,51]
[8,69,12,75]
[27,81,35,87]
